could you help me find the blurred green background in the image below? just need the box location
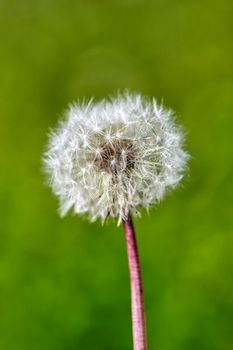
[0,0,233,349]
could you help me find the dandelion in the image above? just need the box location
[43,92,188,350]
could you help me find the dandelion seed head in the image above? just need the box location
[43,92,189,223]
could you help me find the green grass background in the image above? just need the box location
[0,0,233,349]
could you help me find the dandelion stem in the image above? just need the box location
[123,214,147,350]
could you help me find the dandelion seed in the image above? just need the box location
[43,92,188,223]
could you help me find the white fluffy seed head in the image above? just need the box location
[43,92,189,224]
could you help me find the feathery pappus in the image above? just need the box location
[43,93,188,224]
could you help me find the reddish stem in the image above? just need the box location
[123,214,147,350]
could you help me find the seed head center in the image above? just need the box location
[94,138,136,175]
